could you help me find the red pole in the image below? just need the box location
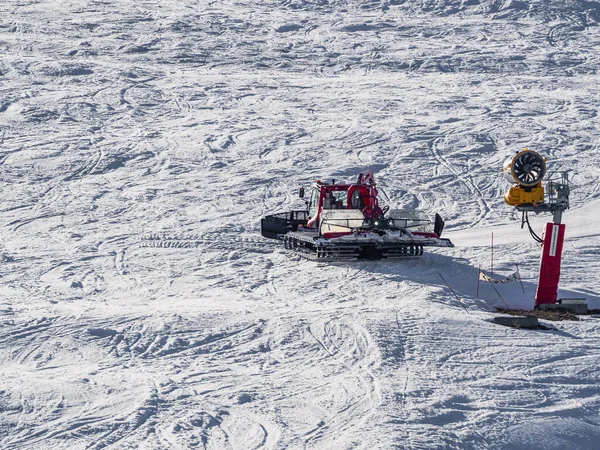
[491,232,494,276]
[516,263,525,295]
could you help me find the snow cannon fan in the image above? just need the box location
[503,148,546,207]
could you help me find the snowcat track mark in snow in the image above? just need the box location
[260,170,454,261]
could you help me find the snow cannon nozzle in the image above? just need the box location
[503,149,546,188]
[502,149,569,222]
[503,149,546,207]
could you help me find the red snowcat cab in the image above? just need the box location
[260,170,453,261]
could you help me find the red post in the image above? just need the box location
[491,232,494,276]
[535,223,566,306]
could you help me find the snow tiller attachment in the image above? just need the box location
[261,170,454,261]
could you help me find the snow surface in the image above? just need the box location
[2,0,600,448]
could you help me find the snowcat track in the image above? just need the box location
[284,232,425,261]
[284,232,358,261]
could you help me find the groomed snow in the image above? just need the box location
[2,1,600,449]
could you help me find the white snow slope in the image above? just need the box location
[2,1,600,449]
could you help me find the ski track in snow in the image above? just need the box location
[2,0,600,449]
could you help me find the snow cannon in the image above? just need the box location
[502,150,572,309]
[503,149,546,207]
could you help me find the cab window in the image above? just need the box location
[323,189,348,209]
[308,188,318,218]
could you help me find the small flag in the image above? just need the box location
[479,270,521,284]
